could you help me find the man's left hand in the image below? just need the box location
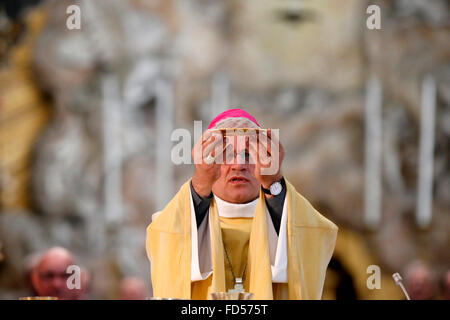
[248,129,285,192]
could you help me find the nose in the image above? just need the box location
[230,157,248,171]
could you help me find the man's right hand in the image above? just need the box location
[191,130,228,197]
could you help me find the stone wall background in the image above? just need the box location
[0,0,448,299]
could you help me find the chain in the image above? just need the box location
[223,242,247,283]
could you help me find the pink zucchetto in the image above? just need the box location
[208,108,261,129]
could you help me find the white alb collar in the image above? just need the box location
[213,195,258,218]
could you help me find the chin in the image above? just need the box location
[228,190,258,204]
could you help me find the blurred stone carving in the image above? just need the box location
[30,0,175,297]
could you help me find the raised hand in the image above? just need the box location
[248,129,285,190]
[191,130,229,197]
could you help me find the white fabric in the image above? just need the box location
[270,196,288,283]
[190,191,288,283]
[190,193,213,280]
[213,195,258,218]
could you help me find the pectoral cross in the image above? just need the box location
[227,277,245,293]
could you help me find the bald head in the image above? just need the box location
[31,247,76,299]
[119,277,148,300]
[38,247,74,268]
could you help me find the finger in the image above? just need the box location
[202,129,214,142]
[193,131,219,164]
[193,130,213,153]
[269,131,283,161]
[257,140,272,166]
[259,130,273,151]
[257,132,270,155]
[253,135,274,167]
[203,133,226,161]
[247,142,259,166]
[249,140,269,165]
[202,134,219,153]
[219,142,235,164]
[248,142,267,177]
[262,129,282,160]
[193,130,212,150]
[248,137,260,163]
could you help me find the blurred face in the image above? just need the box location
[31,252,74,299]
[212,135,260,203]
[405,266,435,300]
[119,277,147,300]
